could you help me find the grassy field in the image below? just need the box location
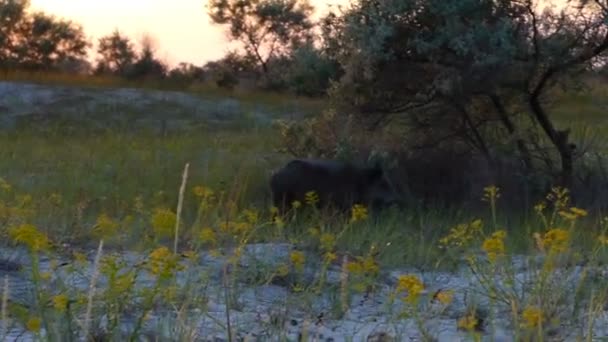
[1,72,608,340]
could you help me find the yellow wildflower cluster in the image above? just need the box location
[273,215,285,229]
[434,289,454,305]
[291,200,302,209]
[350,204,369,223]
[305,191,319,206]
[0,177,12,192]
[26,317,41,332]
[598,234,608,246]
[52,294,69,312]
[320,233,336,251]
[347,254,379,276]
[219,221,253,236]
[290,250,306,272]
[193,185,214,199]
[241,209,258,224]
[558,207,588,221]
[546,187,570,209]
[482,185,500,202]
[439,219,483,249]
[193,185,215,210]
[521,306,543,328]
[93,213,120,238]
[146,246,183,278]
[151,208,177,238]
[542,228,570,254]
[482,230,506,263]
[9,224,49,252]
[396,274,424,303]
[200,227,216,244]
[457,314,479,331]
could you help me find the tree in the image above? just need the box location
[322,0,608,189]
[0,0,89,70]
[16,12,89,70]
[95,29,136,75]
[0,0,29,66]
[285,42,341,96]
[168,62,206,83]
[203,50,258,89]
[207,0,315,74]
[127,34,167,80]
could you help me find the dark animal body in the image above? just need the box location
[270,159,401,214]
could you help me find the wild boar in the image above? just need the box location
[270,159,401,215]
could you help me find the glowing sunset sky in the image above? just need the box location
[30,0,347,68]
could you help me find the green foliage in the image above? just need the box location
[207,0,315,73]
[311,0,608,193]
[126,35,167,80]
[285,42,341,97]
[95,29,137,76]
[0,0,90,70]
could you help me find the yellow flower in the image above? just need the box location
[305,191,319,206]
[350,204,368,223]
[439,219,484,249]
[457,314,478,331]
[435,289,454,305]
[598,234,608,246]
[482,230,506,263]
[521,306,543,328]
[324,252,337,263]
[277,264,289,277]
[52,294,69,312]
[320,233,336,252]
[308,227,320,237]
[26,317,41,332]
[558,210,577,221]
[182,250,198,261]
[482,185,500,202]
[151,208,177,238]
[569,207,588,217]
[73,251,87,265]
[9,224,49,252]
[290,251,306,272]
[147,247,182,278]
[534,202,546,214]
[242,209,259,224]
[543,228,570,254]
[274,216,285,229]
[193,185,214,199]
[362,255,379,275]
[113,273,135,293]
[232,221,252,235]
[346,261,363,274]
[396,274,424,303]
[547,187,570,209]
[0,178,12,192]
[291,200,302,209]
[48,193,62,206]
[270,206,279,215]
[200,227,216,244]
[93,213,120,238]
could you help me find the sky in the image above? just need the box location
[30,0,348,68]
